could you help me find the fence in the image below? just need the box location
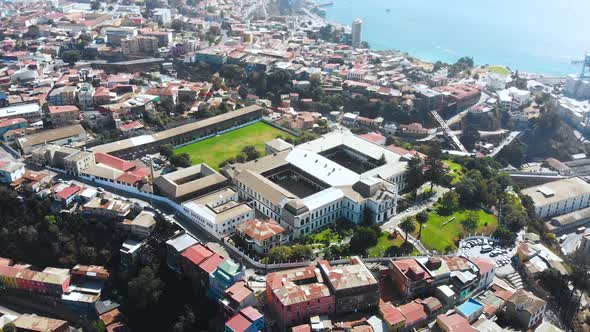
[175,119,261,148]
[223,236,436,271]
[51,168,450,272]
[260,118,301,137]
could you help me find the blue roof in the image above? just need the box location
[456,298,484,317]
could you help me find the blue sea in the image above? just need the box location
[323,0,590,75]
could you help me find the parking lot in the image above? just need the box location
[457,238,517,276]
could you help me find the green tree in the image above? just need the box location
[219,65,246,85]
[90,1,100,10]
[496,141,525,167]
[425,156,445,191]
[3,323,16,332]
[461,211,479,234]
[61,50,81,64]
[171,19,185,32]
[160,144,174,159]
[415,211,428,238]
[291,245,313,260]
[241,145,260,161]
[440,191,459,214]
[461,126,480,150]
[399,216,416,244]
[267,246,293,262]
[493,226,515,244]
[170,153,192,168]
[540,268,564,296]
[406,155,424,197]
[349,227,378,254]
[128,265,163,311]
[26,25,40,38]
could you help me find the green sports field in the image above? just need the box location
[487,65,511,75]
[174,122,295,170]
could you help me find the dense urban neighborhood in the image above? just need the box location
[0,0,589,331]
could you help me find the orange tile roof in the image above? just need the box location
[237,219,285,242]
[95,153,135,172]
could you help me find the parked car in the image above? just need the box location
[480,245,493,253]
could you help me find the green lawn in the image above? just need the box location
[175,122,295,170]
[415,207,498,253]
[309,228,341,245]
[487,66,511,75]
[368,232,419,257]
[444,159,464,185]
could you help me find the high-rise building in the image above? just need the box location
[352,18,363,48]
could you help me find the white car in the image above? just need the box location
[255,276,266,282]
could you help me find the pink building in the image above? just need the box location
[266,265,335,330]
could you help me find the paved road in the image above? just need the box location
[489,131,521,157]
[446,92,490,127]
[380,185,449,233]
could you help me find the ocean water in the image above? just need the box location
[323,0,590,75]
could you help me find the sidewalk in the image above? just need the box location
[394,227,428,255]
[381,185,449,232]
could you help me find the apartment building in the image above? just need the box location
[522,177,590,218]
[266,257,379,330]
[503,290,546,329]
[47,105,80,127]
[121,35,159,56]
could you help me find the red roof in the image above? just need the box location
[237,219,285,242]
[182,244,214,266]
[115,172,143,185]
[291,325,312,332]
[398,301,427,327]
[470,258,495,275]
[116,166,150,185]
[56,185,81,200]
[198,254,225,274]
[239,306,262,322]
[392,258,431,281]
[436,314,477,332]
[94,86,111,97]
[224,281,254,304]
[119,120,144,131]
[0,118,26,128]
[359,132,385,143]
[387,144,427,159]
[48,105,79,114]
[225,313,251,332]
[380,302,406,326]
[95,153,135,172]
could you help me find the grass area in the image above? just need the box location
[444,159,464,185]
[368,232,420,257]
[309,228,342,245]
[174,122,295,170]
[487,65,511,75]
[416,207,498,253]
